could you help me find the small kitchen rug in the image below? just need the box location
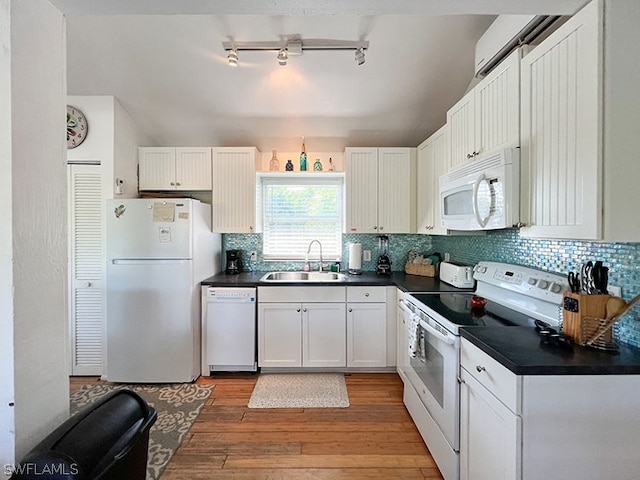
[70,383,213,480]
[248,373,349,408]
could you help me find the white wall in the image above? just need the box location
[68,95,149,199]
[0,0,16,474]
[11,0,69,462]
[114,97,149,198]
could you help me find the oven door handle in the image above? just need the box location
[418,319,455,345]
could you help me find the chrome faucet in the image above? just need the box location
[306,240,324,272]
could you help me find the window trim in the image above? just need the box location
[257,172,345,262]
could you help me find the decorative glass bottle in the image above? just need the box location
[328,157,334,171]
[269,150,280,171]
[299,137,308,171]
[285,159,294,171]
[313,158,323,171]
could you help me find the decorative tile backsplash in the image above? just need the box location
[222,231,640,347]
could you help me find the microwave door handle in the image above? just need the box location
[473,174,490,228]
[418,319,455,345]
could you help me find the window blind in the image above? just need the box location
[261,177,343,261]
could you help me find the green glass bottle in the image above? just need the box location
[313,158,323,171]
[300,137,307,171]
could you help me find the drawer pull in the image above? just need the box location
[476,365,486,373]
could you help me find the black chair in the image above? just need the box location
[11,389,157,480]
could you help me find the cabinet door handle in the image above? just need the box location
[379,226,384,231]
[467,153,474,159]
[373,226,378,230]
[296,308,301,312]
[85,282,92,287]
[176,182,181,186]
[249,226,253,231]
[365,292,370,297]
[170,182,175,186]
[302,308,307,312]
[476,365,486,373]
[348,308,353,312]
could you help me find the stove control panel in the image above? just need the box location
[473,261,568,303]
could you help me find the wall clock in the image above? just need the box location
[67,105,88,149]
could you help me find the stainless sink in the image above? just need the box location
[260,271,347,282]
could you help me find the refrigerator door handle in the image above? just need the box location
[111,259,190,265]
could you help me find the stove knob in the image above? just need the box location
[528,277,537,285]
[537,280,549,289]
[550,282,562,293]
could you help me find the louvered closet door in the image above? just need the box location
[68,165,104,375]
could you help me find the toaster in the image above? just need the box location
[439,261,475,289]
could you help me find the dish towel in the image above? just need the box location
[407,312,420,358]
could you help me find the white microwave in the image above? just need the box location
[439,148,520,231]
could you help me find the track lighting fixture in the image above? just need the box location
[223,37,368,67]
[277,48,288,66]
[227,48,238,67]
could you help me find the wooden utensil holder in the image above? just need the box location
[562,292,612,345]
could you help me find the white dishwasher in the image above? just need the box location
[202,287,257,374]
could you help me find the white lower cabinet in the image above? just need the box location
[258,303,302,367]
[304,303,347,367]
[461,337,640,480]
[460,368,520,480]
[258,286,390,370]
[347,303,386,367]
[258,287,346,368]
[346,286,387,368]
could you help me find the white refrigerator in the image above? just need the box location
[105,198,221,383]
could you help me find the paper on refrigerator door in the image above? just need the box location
[159,227,172,243]
[153,202,175,222]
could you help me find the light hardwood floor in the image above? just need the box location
[71,373,443,480]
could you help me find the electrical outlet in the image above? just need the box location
[363,250,371,261]
[249,251,257,261]
[609,285,622,297]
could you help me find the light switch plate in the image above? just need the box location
[363,250,371,261]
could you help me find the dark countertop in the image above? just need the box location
[460,326,640,375]
[201,271,472,293]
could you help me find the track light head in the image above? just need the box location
[277,48,288,66]
[228,49,238,67]
[355,47,365,66]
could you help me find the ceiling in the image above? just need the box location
[53,0,589,152]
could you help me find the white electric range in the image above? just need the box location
[398,261,569,480]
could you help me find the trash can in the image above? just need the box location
[11,389,157,480]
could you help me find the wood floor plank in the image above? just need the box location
[189,430,424,445]
[177,441,301,455]
[301,441,430,455]
[162,467,428,480]
[224,454,437,469]
[189,420,418,434]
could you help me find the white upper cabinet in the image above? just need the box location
[447,90,476,171]
[345,147,416,234]
[139,147,212,190]
[416,125,449,235]
[447,48,521,171]
[211,147,260,233]
[520,0,638,241]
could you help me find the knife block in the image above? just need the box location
[562,292,612,345]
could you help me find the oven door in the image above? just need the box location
[403,305,460,450]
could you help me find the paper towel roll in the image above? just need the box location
[348,243,362,273]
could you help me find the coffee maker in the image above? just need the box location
[225,249,243,274]
[375,235,392,276]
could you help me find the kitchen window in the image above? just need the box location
[259,175,344,261]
